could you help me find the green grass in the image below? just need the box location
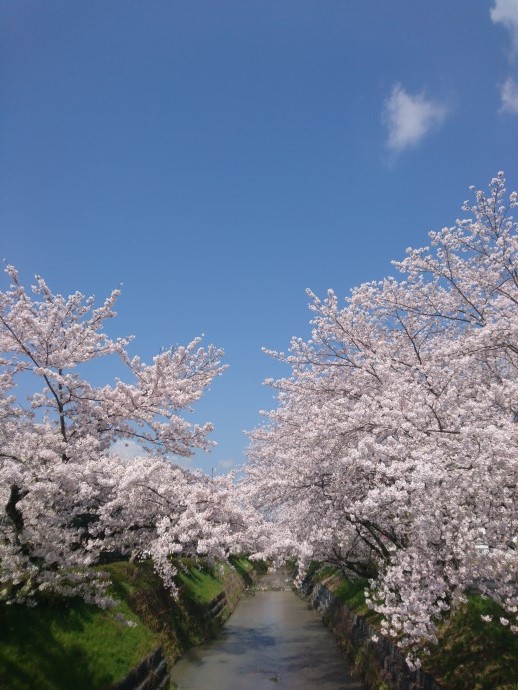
[0,589,156,690]
[230,556,254,573]
[309,565,518,690]
[228,555,267,585]
[424,592,518,690]
[0,557,260,690]
[307,564,379,622]
[304,560,329,579]
[175,560,225,604]
[332,577,375,618]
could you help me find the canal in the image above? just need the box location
[170,569,364,690]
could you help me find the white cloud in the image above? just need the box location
[109,439,147,460]
[491,0,518,53]
[500,76,518,112]
[383,84,448,153]
[218,458,237,470]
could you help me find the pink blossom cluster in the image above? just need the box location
[244,173,518,662]
[0,269,268,606]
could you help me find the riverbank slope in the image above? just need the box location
[304,566,518,690]
[0,556,263,690]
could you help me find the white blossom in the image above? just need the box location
[243,173,518,659]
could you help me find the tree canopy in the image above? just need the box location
[0,268,266,605]
[243,173,518,665]
[2,174,517,668]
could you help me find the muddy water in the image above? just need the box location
[170,570,363,690]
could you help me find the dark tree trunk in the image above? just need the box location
[5,484,27,532]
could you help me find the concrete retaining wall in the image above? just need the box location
[112,565,249,690]
[111,646,169,690]
[305,578,444,690]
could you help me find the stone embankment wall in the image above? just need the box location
[304,577,444,690]
[112,565,250,690]
[111,647,169,690]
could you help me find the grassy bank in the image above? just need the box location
[307,565,518,690]
[0,556,260,690]
[424,592,518,690]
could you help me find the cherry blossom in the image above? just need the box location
[244,173,518,660]
[0,267,265,605]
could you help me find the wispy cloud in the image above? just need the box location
[500,76,518,112]
[218,458,237,470]
[383,84,448,153]
[491,0,518,53]
[110,439,147,460]
[491,1,518,113]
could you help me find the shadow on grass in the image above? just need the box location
[228,557,255,587]
[103,560,226,662]
[0,600,112,690]
[424,593,518,690]
[1,558,265,690]
[130,579,203,652]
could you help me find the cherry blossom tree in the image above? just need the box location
[0,266,240,605]
[244,173,518,663]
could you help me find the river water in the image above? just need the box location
[170,570,364,690]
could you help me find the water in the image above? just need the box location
[170,570,364,690]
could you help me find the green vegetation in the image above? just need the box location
[306,563,379,621]
[425,592,518,690]
[0,557,258,690]
[309,565,518,690]
[229,555,268,584]
[304,561,338,581]
[332,577,381,623]
[176,558,226,604]
[0,581,156,690]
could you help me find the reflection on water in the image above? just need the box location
[170,571,364,690]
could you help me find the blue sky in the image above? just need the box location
[2,0,518,474]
